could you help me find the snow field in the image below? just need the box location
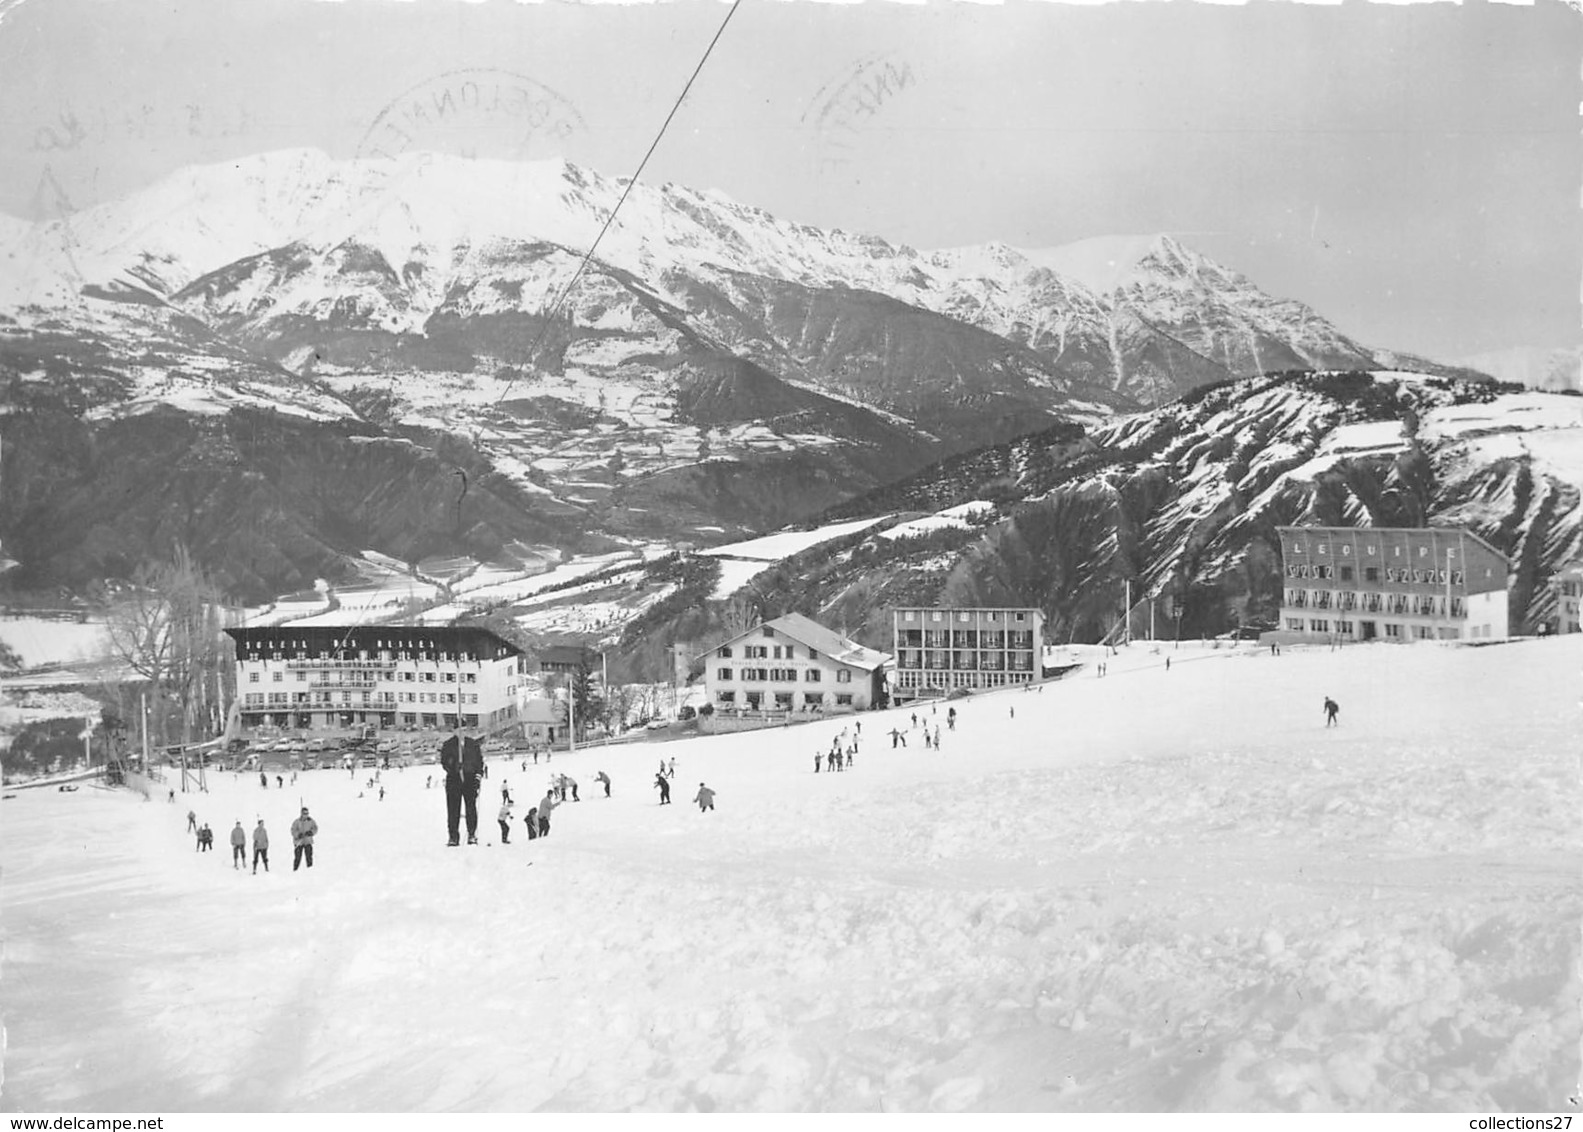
[2,636,1578,1112]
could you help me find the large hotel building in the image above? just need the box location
[225,624,529,735]
[1276,526,1510,643]
[890,607,1044,703]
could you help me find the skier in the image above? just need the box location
[537,789,558,838]
[924,729,933,750]
[276,775,283,789]
[814,751,821,774]
[441,726,484,846]
[595,770,611,797]
[1324,696,1340,727]
[667,758,676,779]
[252,819,270,873]
[230,821,246,867]
[654,773,671,805]
[498,797,513,845]
[290,807,318,870]
[567,777,580,802]
[187,809,198,833]
[933,726,940,749]
[693,782,716,813]
[947,706,956,731]
[259,772,268,789]
[200,823,213,851]
[524,806,539,840]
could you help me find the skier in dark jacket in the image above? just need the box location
[655,773,671,805]
[441,727,485,845]
[595,771,611,797]
[1324,697,1340,727]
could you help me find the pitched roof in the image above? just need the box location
[719,611,889,672]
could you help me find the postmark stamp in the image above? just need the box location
[801,53,918,175]
[355,68,587,165]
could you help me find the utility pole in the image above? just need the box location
[1124,579,1131,646]
[568,672,577,753]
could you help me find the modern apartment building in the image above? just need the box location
[225,624,529,735]
[1275,526,1510,643]
[704,612,889,715]
[890,606,1044,703]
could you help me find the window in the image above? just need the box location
[808,649,818,660]
[717,667,733,681]
[1365,567,1379,583]
[836,694,853,706]
[805,669,821,682]
[1309,618,1329,632]
[762,627,774,637]
[1286,618,1303,631]
[717,691,735,704]
[250,672,260,684]
[837,669,852,683]
[272,671,283,683]
[805,692,824,705]
[1385,624,1401,638]
[719,646,732,658]
[1340,566,1354,582]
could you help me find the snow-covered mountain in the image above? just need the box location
[754,370,1583,648]
[0,150,1500,606]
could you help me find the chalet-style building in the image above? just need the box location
[704,612,889,716]
[1549,562,1583,635]
[890,606,1045,703]
[1274,526,1511,643]
[225,625,528,735]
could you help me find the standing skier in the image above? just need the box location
[252,819,270,873]
[230,821,246,868]
[693,782,716,813]
[1323,697,1340,727]
[595,770,611,797]
[290,807,318,870]
[654,773,671,805]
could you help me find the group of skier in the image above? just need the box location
[183,806,318,873]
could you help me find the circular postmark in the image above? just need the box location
[355,68,587,165]
[801,53,917,175]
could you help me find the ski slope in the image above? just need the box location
[2,637,1579,1113]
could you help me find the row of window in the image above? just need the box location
[715,691,855,707]
[893,670,1034,688]
[898,610,1032,622]
[895,650,1035,671]
[1286,564,1468,585]
[894,631,1036,649]
[1281,618,1494,641]
[1284,591,1465,617]
[246,691,481,706]
[722,644,819,661]
[717,667,851,683]
[249,650,486,663]
[251,669,480,684]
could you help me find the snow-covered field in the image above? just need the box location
[0,617,110,669]
[3,637,1579,1112]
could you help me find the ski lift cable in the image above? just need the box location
[491,0,744,411]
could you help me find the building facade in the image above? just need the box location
[1275,526,1510,643]
[704,612,888,716]
[891,607,1045,703]
[1550,563,1583,634]
[225,625,528,735]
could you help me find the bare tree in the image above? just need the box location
[102,545,233,746]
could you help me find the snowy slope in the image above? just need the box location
[3,636,1578,1112]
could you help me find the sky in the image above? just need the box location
[0,0,1578,361]
[4,635,1579,1112]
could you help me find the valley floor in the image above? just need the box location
[2,637,1579,1112]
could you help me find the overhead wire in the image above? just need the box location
[491,0,744,410]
